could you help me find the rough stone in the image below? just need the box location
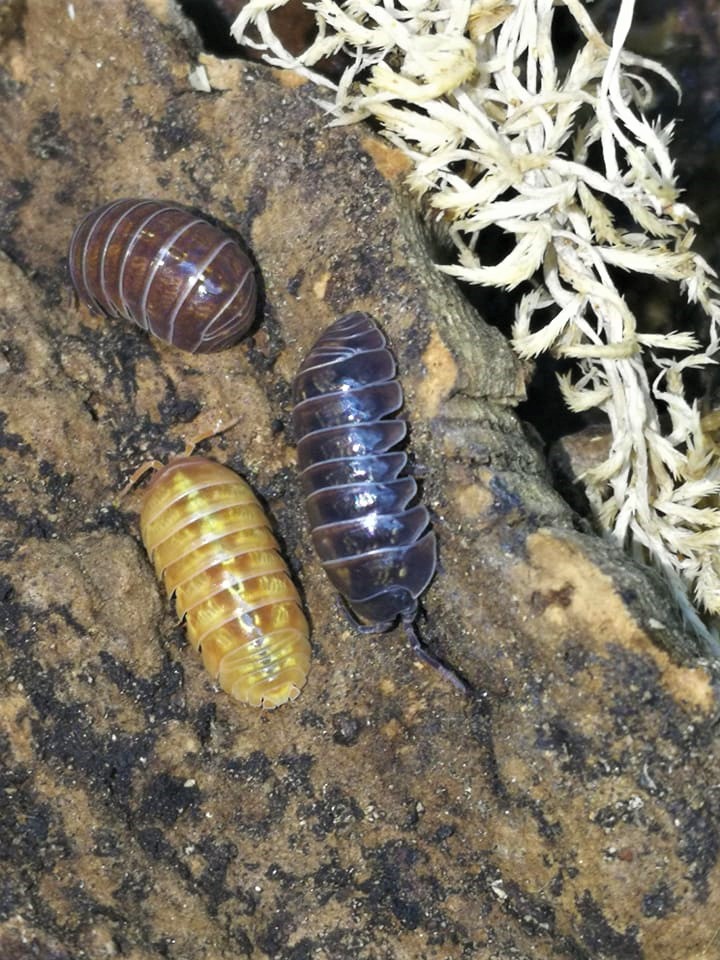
[0,3,718,959]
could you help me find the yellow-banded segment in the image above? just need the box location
[161,527,280,593]
[175,551,288,613]
[139,456,311,708]
[143,482,257,548]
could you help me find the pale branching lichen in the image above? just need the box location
[232,0,720,656]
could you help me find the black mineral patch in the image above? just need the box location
[287,270,304,297]
[38,458,74,504]
[672,796,720,901]
[195,836,238,915]
[642,882,676,918]
[18,658,155,807]
[21,510,57,540]
[312,855,354,906]
[576,891,641,959]
[98,651,186,723]
[503,878,556,937]
[0,178,32,266]
[331,710,363,745]
[305,784,363,838]
[136,826,174,862]
[27,109,74,162]
[255,910,297,958]
[157,392,202,425]
[226,750,273,784]
[534,715,591,775]
[357,840,438,933]
[0,67,25,100]
[0,335,26,372]
[193,701,216,746]
[0,411,29,452]
[152,98,197,160]
[139,772,201,826]
[0,574,13,602]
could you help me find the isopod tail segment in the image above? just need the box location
[117,418,312,709]
[336,596,471,695]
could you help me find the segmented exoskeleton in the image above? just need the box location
[139,455,310,708]
[292,312,466,692]
[68,198,256,353]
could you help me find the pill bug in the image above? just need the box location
[292,311,466,691]
[68,198,257,353]
[138,454,311,708]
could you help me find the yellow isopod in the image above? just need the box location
[137,454,311,709]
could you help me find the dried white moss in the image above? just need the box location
[232,0,720,655]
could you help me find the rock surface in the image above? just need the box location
[0,3,718,959]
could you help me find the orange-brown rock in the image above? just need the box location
[0,4,717,959]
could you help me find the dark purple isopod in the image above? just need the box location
[68,198,257,353]
[292,312,467,692]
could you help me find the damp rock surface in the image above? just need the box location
[0,3,718,959]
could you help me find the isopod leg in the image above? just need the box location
[404,620,471,695]
[182,415,242,457]
[115,459,164,505]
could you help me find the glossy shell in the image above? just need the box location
[68,198,257,353]
[140,456,311,708]
[292,312,436,626]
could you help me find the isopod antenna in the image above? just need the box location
[403,616,471,696]
[338,595,471,696]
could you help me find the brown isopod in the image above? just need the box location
[68,198,257,353]
[128,438,311,708]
